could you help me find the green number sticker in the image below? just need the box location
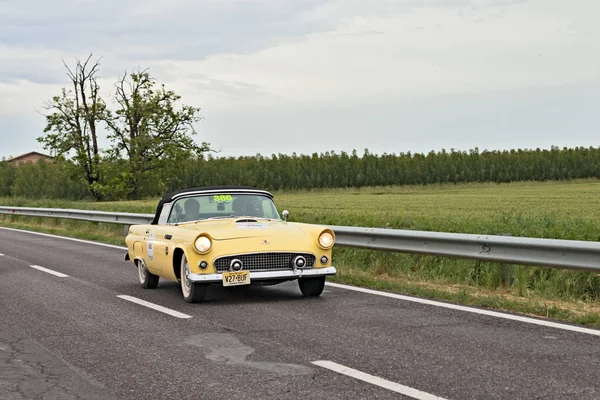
[213,194,233,202]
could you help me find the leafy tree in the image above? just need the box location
[104,70,210,199]
[0,161,16,196]
[37,54,107,199]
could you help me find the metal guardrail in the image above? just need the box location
[0,206,153,226]
[2,206,600,272]
[328,225,600,272]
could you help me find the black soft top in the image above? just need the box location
[151,185,273,224]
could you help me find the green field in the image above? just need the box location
[2,178,600,326]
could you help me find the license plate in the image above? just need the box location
[222,270,250,286]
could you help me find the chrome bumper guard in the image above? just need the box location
[187,266,337,283]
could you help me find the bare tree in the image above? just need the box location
[38,54,106,199]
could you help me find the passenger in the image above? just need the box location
[184,198,201,221]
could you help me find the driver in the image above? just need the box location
[184,198,201,221]
[232,197,248,216]
[232,197,262,217]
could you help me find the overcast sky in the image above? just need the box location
[1,0,599,160]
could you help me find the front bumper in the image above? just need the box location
[187,266,337,283]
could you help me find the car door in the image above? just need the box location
[143,203,176,272]
[144,226,176,272]
[157,227,177,273]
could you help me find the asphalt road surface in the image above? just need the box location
[1,227,599,400]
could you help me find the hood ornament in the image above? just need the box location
[262,240,270,245]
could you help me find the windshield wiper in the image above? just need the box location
[205,215,236,220]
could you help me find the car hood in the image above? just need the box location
[176,218,307,240]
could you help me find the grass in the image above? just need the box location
[2,178,600,327]
[274,179,600,241]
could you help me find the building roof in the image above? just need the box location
[6,151,53,163]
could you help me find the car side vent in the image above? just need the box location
[236,219,258,223]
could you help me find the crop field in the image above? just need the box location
[3,178,600,325]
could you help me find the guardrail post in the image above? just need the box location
[123,224,130,236]
[501,233,514,285]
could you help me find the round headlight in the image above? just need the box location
[194,236,212,253]
[318,231,334,249]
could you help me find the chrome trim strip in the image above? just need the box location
[213,250,316,258]
[187,266,337,283]
[171,189,274,200]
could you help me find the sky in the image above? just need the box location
[0,0,599,160]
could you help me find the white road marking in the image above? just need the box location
[312,360,447,400]
[30,265,69,278]
[0,253,4,256]
[326,282,600,337]
[116,295,192,319]
[0,227,128,250]
[4,227,600,336]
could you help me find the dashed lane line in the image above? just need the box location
[29,265,69,278]
[116,295,192,319]
[312,360,448,400]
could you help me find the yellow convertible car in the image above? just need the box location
[124,186,336,302]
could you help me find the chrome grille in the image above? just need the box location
[214,252,316,272]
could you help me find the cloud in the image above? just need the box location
[0,45,72,85]
[158,0,599,108]
[0,0,599,159]
[0,0,325,60]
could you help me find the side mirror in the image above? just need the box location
[282,210,289,222]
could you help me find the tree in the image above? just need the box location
[0,161,16,197]
[104,69,210,199]
[38,54,106,199]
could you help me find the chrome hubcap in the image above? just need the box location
[138,261,147,282]
[181,259,191,296]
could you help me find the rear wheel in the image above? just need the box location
[138,259,159,289]
[298,276,325,297]
[181,254,207,303]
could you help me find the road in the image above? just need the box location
[1,227,599,399]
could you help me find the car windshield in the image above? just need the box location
[167,193,281,224]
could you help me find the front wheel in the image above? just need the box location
[138,259,159,289]
[298,276,326,297]
[181,254,207,303]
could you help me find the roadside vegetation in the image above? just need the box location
[2,179,600,327]
[3,145,600,201]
